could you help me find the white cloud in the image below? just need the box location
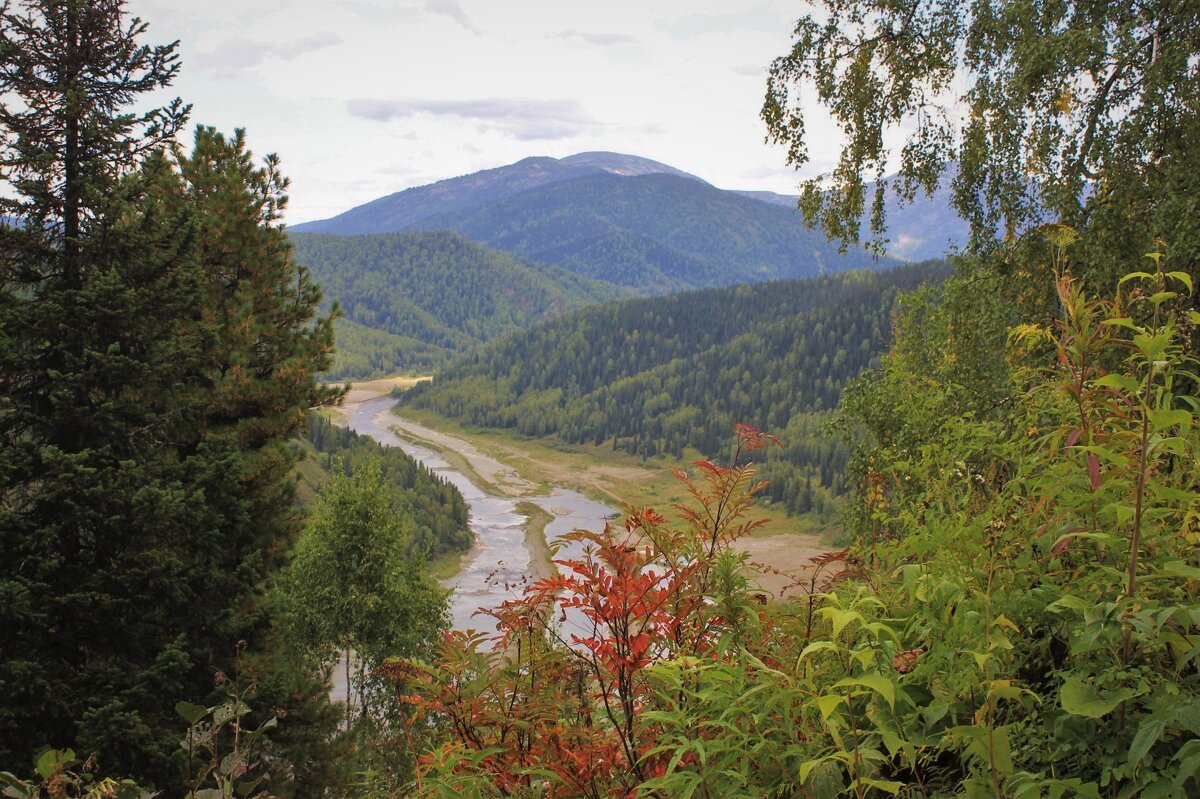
[423,0,481,34]
[739,163,794,181]
[666,5,790,39]
[347,96,604,141]
[554,30,639,47]
[731,63,767,77]
[193,31,342,74]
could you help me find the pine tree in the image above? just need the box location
[0,1,340,788]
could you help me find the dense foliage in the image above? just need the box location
[402,262,946,512]
[0,1,341,790]
[395,252,1200,798]
[5,0,1198,796]
[298,413,471,560]
[290,230,627,376]
[284,457,450,713]
[384,5,1200,796]
[325,318,447,380]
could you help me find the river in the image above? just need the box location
[343,397,615,634]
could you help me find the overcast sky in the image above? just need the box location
[127,0,843,225]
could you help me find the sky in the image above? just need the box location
[126,0,845,225]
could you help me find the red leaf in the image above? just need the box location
[732,422,782,451]
[1086,452,1101,490]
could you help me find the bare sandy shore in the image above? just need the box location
[375,409,538,497]
[330,376,429,417]
[331,377,536,496]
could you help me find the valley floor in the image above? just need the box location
[333,378,833,598]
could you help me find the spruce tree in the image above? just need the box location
[0,1,340,788]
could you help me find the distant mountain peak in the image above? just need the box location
[290,150,961,265]
[558,152,707,183]
[290,150,705,235]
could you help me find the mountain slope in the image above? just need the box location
[412,172,893,291]
[735,171,969,261]
[292,152,901,293]
[291,152,702,235]
[291,230,630,375]
[399,261,949,512]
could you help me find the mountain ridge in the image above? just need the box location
[409,171,888,290]
[291,152,701,236]
[292,151,966,270]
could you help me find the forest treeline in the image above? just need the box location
[401,261,948,513]
[0,2,350,790]
[295,413,471,560]
[290,230,628,376]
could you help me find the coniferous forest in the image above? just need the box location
[402,262,949,512]
[290,230,628,377]
[2,1,1199,798]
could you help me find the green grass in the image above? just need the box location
[426,550,469,582]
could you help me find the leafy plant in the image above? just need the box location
[393,425,781,797]
[395,234,1198,798]
[177,685,279,799]
[0,750,150,799]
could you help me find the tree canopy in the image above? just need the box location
[0,1,340,788]
[283,456,449,737]
[764,0,1200,284]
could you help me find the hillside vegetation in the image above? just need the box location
[291,229,628,375]
[411,172,895,291]
[400,261,947,514]
[739,165,968,262]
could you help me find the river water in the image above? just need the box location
[343,398,615,634]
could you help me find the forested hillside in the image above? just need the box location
[290,230,628,375]
[410,172,894,291]
[402,1,1200,795]
[8,0,1199,796]
[401,261,947,512]
[324,318,447,378]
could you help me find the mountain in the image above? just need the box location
[557,152,705,181]
[293,152,901,293]
[293,153,967,281]
[408,172,893,292]
[399,261,949,513]
[290,230,629,376]
[290,152,702,236]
